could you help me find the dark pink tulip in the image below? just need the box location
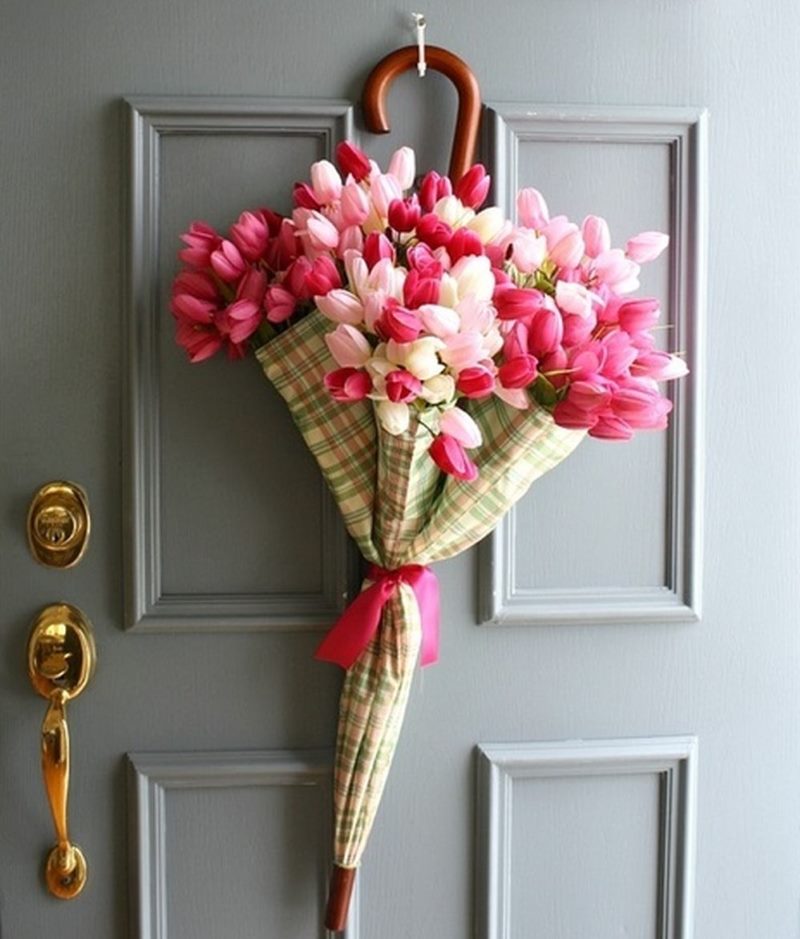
[457,365,496,399]
[569,346,606,382]
[178,222,222,268]
[562,312,595,347]
[385,369,423,403]
[336,141,372,182]
[454,164,491,209]
[264,285,297,324]
[498,354,538,389]
[306,256,342,296]
[292,182,321,210]
[407,244,444,278]
[528,307,564,357]
[419,171,453,212]
[539,347,568,388]
[429,433,479,481]
[447,228,483,263]
[388,196,421,233]
[258,208,284,236]
[265,219,300,270]
[380,304,422,342]
[416,213,453,249]
[324,367,372,401]
[567,380,613,413]
[170,292,216,324]
[552,399,600,430]
[175,319,223,362]
[618,298,660,334]
[502,322,529,361]
[363,232,396,269]
[403,269,441,308]
[230,210,269,261]
[171,270,219,303]
[587,414,634,440]
[493,285,544,321]
[284,256,313,300]
[210,240,247,282]
[235,268,267,304]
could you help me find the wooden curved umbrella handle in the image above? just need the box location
[362,45,482,183]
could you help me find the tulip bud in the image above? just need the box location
[454,164,491,209]
[587,415,634,440]
[293,182,321,210]
[493,285,544,320]
[230,211,269,261]
[336,141,371,181]
[418,303,460,337]
[419,171,453,212]
[625,231,669,263]
[306,256,342,296]
[210,240,247,282]
[618,298,660,334]
[310,159,342,204]
[376,400,411,435]
[324,367,373,402]
[517,188,549,229]
[456,365,495,399]
[498,354,538,389]
[403,269,441,308]
[380,304,422,342]
[305,211,340,251]
[325,323,372,367]
[284,256,313,300]
[447,227,483,263]
[340,183,370,226]
[315,289,365,325]
[179,222,222,268]
[387,147,416,190]
[429,434,479,481]
[416,213,453,249]
[544,217,585,269]
[528,307,564,357]
[363,232,396,269]
[264,285,297,324]
[370,173,403,217]
[581,215,611,258]
[421,373,456,405]
[552,399,601,430]
[387,196,421,233]
[385,369,423,403]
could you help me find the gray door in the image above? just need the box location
[2,3,798,938]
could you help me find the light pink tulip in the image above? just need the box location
[517,188,549,229]
[340,183,370,226]
[387,147,416,190]
[310,160,342,204]
[316,289,365,325]
[370,173,403,217]
[325,323,372,367]
[336,225,364,256]
[581,215,611,258]
[632,351,689,381]
[439,332,485,371]
[419,304,460,337]
[543,216,585,269]
[593,249,640,294]
[440,407,483,448]
[305,211,340,251]
[625,231,669,263]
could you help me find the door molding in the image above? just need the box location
[127,749,360,939]
[123,97,354,631]
[475,735,698,939]
[478,104,707,626]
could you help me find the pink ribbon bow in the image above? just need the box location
[315,563,440,669]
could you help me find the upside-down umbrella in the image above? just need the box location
[254,44,587,931]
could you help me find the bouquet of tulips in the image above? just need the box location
[170,140,686,929]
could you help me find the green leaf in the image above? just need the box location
[532,374,558,409]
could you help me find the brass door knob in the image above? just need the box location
[27,482,90,568]
[27,604,97,898]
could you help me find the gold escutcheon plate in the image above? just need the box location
[27,604,96,702]
[27,482,90,568]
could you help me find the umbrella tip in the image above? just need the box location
[325,864,357,932]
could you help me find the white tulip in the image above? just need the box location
[376,400,410,435]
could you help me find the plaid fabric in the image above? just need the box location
[258,308,584,870]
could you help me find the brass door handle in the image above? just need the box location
[27,604,96,899]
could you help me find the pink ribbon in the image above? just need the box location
[315,563,440,669]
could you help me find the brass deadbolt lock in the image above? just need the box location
[27,482,90,568]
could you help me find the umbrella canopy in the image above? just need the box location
[258,308,583,928]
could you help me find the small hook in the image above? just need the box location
[412,13,427,77]
[362,45,482,183]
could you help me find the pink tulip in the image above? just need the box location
[265,218,300,271]
[174,319,223,362]
[380,304,422,342]
[340,182,370,226]
[517,188,549,229]
[552,399,599,430]
[543,217,585,269]
[419,303,460,337]
[171,270,219,305]
[440,407,483,448]
[385,369,423,403]
[230,210,269,261]
[419,171,453,212]
[493,285,544,320]
[388,196,421,233]
[625,231,669,263]
[457,365,495,399]
[310,159,342,204]
[325,323,372,367]
[600,331,638,377]
[225,299,263,343]
[264,285,296,324]
[210,240,247,282]
[293,182,321,210]
[581,215,611,258]
[284,256,313,300]
[439,332,485,371]
[407,243,444,277]
[178,221,222,268]
[404,269,441,309]
[170,292,216,324]
[235,268,267,303]
[588,414,634,440]
[502,322,529,361]
[305,256,342,296]
[562,312,595,347]
[509,229,547,273]
[324,367,372,401]
[387,147,416,190]
[593,249,640,294]
[363,232,396,269]
[429,433,479,481]
[567,380,612,413]
[305,211,340,251]
[611,386,672,428]
[454,164,490,208]
[498,354,538,389]
[336,225,364,256]
[315,289,365,324]
[618,298,660,334]
[632,351,689,381]
[447,228,483,263]
[335,141,371,182]
[416,213,453,249]
[539,346,568,388]
[528,307,564,357]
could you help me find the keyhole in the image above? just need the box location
[35,506,77,547]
